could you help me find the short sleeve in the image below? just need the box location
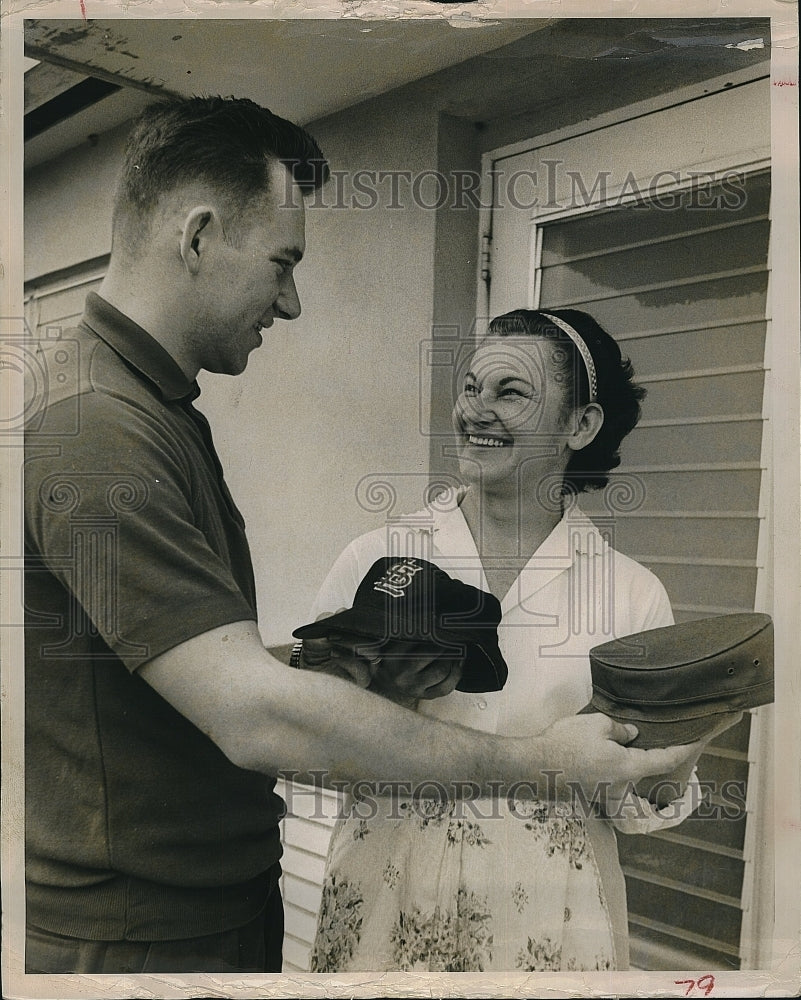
[25,394,256,670]
[638,573,675,630]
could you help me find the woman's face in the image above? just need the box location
[452,336,578,494]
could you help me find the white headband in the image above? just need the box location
[539,312,598,402]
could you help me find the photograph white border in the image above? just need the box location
[2,2,798,997]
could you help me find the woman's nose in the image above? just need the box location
[463,388,498,422]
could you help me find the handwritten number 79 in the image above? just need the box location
[675,975,715,996]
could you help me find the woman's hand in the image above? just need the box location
[292,613,464,705]
[291,612,372,688]
[327,634,464,708]
[632,711,745,808]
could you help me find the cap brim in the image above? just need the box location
[292,607,386,641]
[294,610,487,651]
[577,700,738,749]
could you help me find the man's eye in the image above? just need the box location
[463,383,478,395]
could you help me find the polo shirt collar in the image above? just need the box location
[81,292,197,402]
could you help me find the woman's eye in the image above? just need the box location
[463,383,478,395]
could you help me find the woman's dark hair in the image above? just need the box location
[486,308,645,494]
[113,95,328,237]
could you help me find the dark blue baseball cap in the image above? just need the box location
[293,557,508,693]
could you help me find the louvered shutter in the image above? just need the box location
[536,169,770,969]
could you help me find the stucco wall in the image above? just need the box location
[24,122,127,281]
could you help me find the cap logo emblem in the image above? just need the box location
[373,559,423,598]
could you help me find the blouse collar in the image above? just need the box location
[400,485,609,610]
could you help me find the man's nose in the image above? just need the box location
[274,273,301,321]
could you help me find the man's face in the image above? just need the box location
[195,160,307,376]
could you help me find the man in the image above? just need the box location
[24,96,699,975]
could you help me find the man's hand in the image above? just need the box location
[531,713,715,802]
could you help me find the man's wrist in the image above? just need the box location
[487,734,547,797]
[265,642,295,666]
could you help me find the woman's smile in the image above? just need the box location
[465,432,512,448]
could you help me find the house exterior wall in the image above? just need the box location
[24,38,770,645]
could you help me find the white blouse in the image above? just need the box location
[311,489,700,968]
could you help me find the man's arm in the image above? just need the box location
[140,620,705,797]
[267,642,295,666]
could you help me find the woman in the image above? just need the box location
[305,309,709,973]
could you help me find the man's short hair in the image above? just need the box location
[113,95,329,240]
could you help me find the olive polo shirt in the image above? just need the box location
[24,293,284,941]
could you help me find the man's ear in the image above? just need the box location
[567,401,604,452]
[179,206,214,274]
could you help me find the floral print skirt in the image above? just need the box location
[310,796,616,973]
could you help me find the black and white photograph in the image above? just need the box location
[1,3,799,997]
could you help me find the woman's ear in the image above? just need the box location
[178,206,214,274]
[567,401,604,452]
